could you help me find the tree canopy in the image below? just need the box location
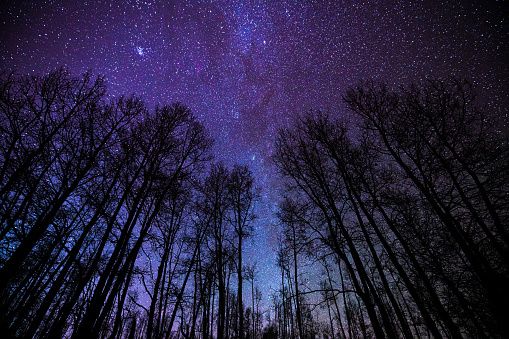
[1,70,507,338]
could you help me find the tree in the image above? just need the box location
[344,79,509,336]
[0,69,141,338]
[197,162,232,339]
[245,263,258,339]
[274,120,391,338]
[229,165,259,339]
[0,69,216,338]
[277,198,307,339]
[71,102,212,339]
[0,69,108,293]
[273,78,509,338]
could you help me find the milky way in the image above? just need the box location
[1,0,508,300]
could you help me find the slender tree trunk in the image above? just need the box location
[291,224,304,339]
[238,231,244,339]
[166,229,206,338]
[338,264,353,339]
[324,261,346,339]
[109,258,136,339]
[251,278,255,339]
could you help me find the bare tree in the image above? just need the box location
[244,263,257,339]
[344,79,509,337]
[197,162,232,339]
[273,79,509,338]
[0,69,272,339]
[0,69,107,293]
[229,165,259,339]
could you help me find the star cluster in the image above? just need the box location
[1,0,507,300]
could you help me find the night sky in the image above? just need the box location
[1,0,508,305]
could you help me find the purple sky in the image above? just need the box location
[1,0,508,303]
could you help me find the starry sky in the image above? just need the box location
[1,0,508,304]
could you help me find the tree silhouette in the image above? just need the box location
[3,69,506,338]
[273,79,508,338]
[229,165,259,339]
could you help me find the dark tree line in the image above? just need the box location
[2,69,507,339]
[272,79,508,338]
[0,69,262,339]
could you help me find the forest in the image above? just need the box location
[1,69,508,338]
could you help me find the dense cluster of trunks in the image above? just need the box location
[1,69,507,338]
[272,79,508,338]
